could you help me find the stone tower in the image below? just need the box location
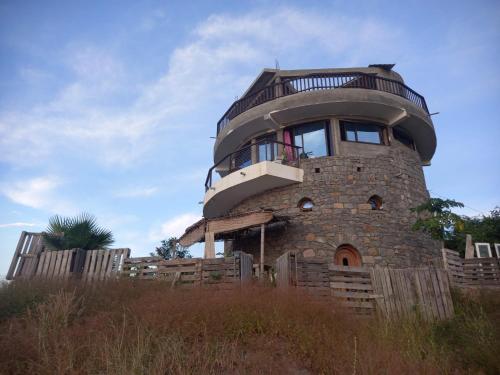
[182,65,441,268]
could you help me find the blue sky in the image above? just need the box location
[1,0,499,277]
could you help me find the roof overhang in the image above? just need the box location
[179,210,275,247]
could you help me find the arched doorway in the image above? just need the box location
[334,244,362,267]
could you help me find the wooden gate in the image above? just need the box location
[371,267,454,320]
[275,251,454,320]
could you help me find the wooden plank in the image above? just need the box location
[178,219,206,247]
[330,282,373,290]
[370,268,386,316]
[24,235,42,278]
[436,269,453,318]
[52,250,63,278]
[104,249,116,278]
[207,211,274,234]
[424,268,440,320]
[93,250,105,281]
[330,276,371,283]
[19,234,37,278]
[328,264,370,274]
[429,268,445,320]
[59,250,68,278]
[341,301,375,309]
[6,231,28,279]
[36,251,47,277]
[42,250,53,277]
[47,251,59,279]
[332,291,376,299]
[413,269,429,320]
[383,267,396,318]
[85,250,97,283]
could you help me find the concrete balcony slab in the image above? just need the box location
[203,161,303,218]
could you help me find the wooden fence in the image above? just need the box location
[32,248,130,281]
[371,267,453,320]
[121,251,254,287]
[6,231,130,282]
[442,248,500,288]
[276,252,378,315]
[276,251,454,320]
[7,231,45,280]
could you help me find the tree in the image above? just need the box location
[151,237,192,260]
[411,198,464,242]
[445,207,500,255]
[43,213,114,250]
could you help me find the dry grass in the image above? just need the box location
[0,280,498,374]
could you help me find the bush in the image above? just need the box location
[0,280,498,374]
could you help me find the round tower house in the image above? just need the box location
[181,65,441,269]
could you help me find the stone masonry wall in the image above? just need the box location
[228,141,442,268]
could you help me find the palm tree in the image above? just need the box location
[43,213,114,251]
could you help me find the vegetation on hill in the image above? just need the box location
[412,198,500,256]
[151,237,192,259]
[43,213,114,251]
[0,280,498,374]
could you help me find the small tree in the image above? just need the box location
[411,198,464,242]
[446,207,500,254]
[151,237,192,260]
[43,213,114,250]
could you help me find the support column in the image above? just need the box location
[260,224,265,278]
[204,232,215,259]
[465,234,474,259]
[251,138,258,164]
[276,129,284,161]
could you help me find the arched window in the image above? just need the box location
[334,244,362,267]
[298,197,314,211]
[368,195,383,210]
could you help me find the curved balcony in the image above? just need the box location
[214,72,436,164]
[217,72,428,135]
[204,140,304,218]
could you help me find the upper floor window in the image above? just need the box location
[285,121,330,158]
[256,133,278,162]
[340,121,383,145]
[393,126,415,150]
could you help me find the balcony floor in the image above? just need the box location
[203,161,303,219]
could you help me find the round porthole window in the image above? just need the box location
[368,195,383,210]
[298,198,314,211]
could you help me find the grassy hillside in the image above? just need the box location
[0,280,498,374]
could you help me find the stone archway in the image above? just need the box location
[334,244,362,267]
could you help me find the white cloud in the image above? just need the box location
[0,7,404,169]
[150,213,201,241]
[114,186,158,198]
[0,222,40,228]
[0,176,74,214]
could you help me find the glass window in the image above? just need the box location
[257,133,277,162]
[393,126,415,149]
[475,243,492,258]
[234,142,251,169]
[340,121,383,144]
[292,121,329,158]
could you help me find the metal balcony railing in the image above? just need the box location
[216,72,429,135]
[205,140,303,191]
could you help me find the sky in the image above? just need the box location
[0,0,499,278]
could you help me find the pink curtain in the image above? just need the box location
[283,130,294,161]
